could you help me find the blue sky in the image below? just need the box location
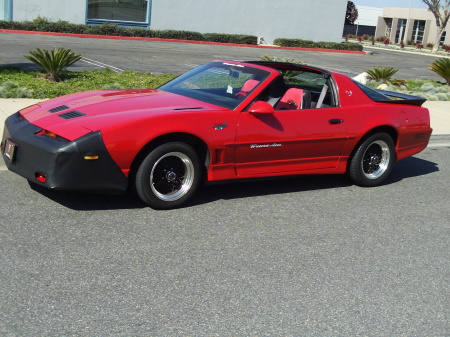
[353,0,428,9]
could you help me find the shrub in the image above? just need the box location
[384,38,390,45]
[421,83,438,92]
[154,29,205,41]
[0,19,258,45]
[429,58,450,84]
[416,44,424,50]
[260,55,300,63]
[0,81,33,98]
[260,55,304,80]
[24,48,82,81]
[376,36,385,42]
[426,43,434,49]
[203,33,257,44]
[273,38,363,51]
[30,16,52,32]
[365,67,399,84]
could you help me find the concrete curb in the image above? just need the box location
[428,133,450,143]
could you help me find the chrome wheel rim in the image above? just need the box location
[150,152,195,201]
[361,140,390,179]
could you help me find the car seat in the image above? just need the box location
[275,88,311,110]
[236,79,259,99]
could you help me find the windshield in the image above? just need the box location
[159,62,271,109]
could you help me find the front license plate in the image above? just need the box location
[3,138,17,163]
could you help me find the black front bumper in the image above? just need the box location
[2,113,128,193]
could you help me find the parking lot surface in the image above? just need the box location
[0,32,443,80]
[1,144,449,335]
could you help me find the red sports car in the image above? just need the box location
[1,61,432,209]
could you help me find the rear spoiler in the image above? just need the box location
[375,90,427,106]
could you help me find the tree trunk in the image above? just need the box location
[433,27,444,53]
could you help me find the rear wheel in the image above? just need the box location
[135,143,201,209]
[348,133,395,187]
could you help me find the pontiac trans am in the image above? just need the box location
[1,61,432,209]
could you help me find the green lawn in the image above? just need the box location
[0,68,176,99]
[1,67,450,101]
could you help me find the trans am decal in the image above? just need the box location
[250,143,283,149]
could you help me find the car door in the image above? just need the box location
[234,74,347,176]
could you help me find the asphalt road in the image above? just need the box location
[0,32,443,81]
[1,144,449,336]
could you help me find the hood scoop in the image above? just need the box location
[49,105,70,113]
[58,110,87,120]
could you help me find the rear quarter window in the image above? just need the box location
[352,80,393,102]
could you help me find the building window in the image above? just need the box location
[87,0,149,23]
[412,20,426,44]
[441,31,447,45]
[0,0,12,21]
[395,18,407,43]
[384,18,392,37]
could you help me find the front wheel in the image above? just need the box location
[348,133,395,187]
[135,143,202,209]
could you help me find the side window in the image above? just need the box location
[283,70,337,109]
[249,70,338,111]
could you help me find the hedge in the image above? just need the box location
[274,38,363,51]
[0,18,364,51]
[0,18,258,45]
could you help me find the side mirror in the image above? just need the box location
[248,101,274,114]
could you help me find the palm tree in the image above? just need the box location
[24,48,82,81]
[365,67,399,84]
[429,58,450,84]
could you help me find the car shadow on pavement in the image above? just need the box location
[27,156,438,211]
[28,183,148,211]
[0,63,41,71]
[192,156,440,207]
[384,155,439,185]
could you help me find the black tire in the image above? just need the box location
[348,132,395,187]
[135,142,202,209]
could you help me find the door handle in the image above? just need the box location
[329,119,344,124]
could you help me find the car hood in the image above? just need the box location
[21,89,224,140]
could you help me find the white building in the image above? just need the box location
[376,7,450,45]
[343,5,383,36]
[356,6,383,27]
[0,0,348,44]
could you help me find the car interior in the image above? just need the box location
[248,73,337,110]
